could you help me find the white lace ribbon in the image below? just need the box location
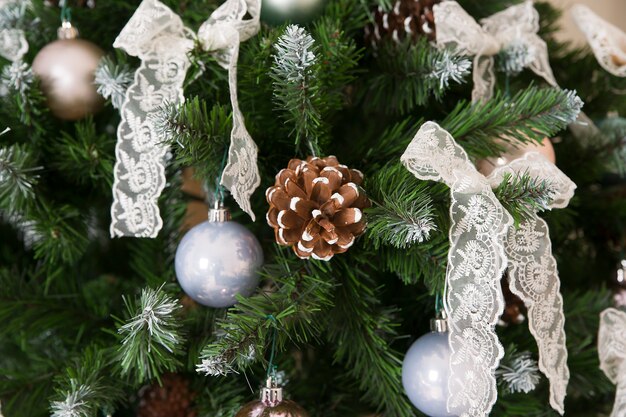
[571,5,626,78]
[0,1,28,62]
[433,0,557,102]
[488,152,576,415]
[402,122,512,417]
[598,308,626,417]
[110,0,260,238]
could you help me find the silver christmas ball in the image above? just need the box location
[32,32,104,120]
[175,208,263,308]
[261,0,324,24]
[402,319,456,417]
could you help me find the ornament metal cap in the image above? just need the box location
[57,19,79,40]
[209,201,231,222]
[430,310,448,333]
[260,377,283,407]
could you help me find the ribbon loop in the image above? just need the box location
[598,308,626,417]
[571,5,626,77]
[402,122,512,417]
[110,0,261,237]
[488,152,575,414]
[0,1,28,62]
[434,1,557,102]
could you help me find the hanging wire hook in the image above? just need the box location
[266,314,278,380]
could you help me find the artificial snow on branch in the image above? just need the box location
[116,285,185,382]
[50,384,93,417]
[93,57,133,110]
[271,24,321,155]
[497,351,541,394]
[430,49,471,89]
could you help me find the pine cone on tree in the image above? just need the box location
[364,0,441,48]
[137,373,197,417]
[266,156,371,261]
[499,277,526,326]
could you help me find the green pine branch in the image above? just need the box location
[441,86,583,159]
[160,97,231,189]
[0,142,41,211]
[326,258,413,417]
[365,38,471,114]
[366,163,437,249]
[197,250,335,376]
[114,286,186,384]
[49,346,124,417]
[494,172,556,226]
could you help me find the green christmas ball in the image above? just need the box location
[261,0,325,24]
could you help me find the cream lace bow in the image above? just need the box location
[488,152,576,415]
[0,0,28,62]
[571,5,626,77]
[402,122,513,417]
[433,0,557,102]
[598,308,626,417]
[110,0,261,238]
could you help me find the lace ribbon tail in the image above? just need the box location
[219,40,261,221]
[472,54,496,103]
[598,308,626,417]
[528,35,558,87]
[110,0,193,238]
[401,122,510,417]
[571,5,626,77]
[505,215,568,415]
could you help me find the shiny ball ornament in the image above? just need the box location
[175,206,263,308]
[235,377,309,417]
[32,23,104,120]
[402,318,456,417]
[261,0,324,24]
[477,136,556,176]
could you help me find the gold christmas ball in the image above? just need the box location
[477,136,556,176]
[235,399,309,417]
[235,378,309,417]
[32,38,105,120]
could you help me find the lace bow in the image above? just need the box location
[0,1,28,62]
[433,0,557,102]
[402,122,513,417]
[488,152,576,415]
[110,0,260,238]
[571,5,626,77]
[598,308,626,417]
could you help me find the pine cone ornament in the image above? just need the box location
[499,277,526,326]
[364,0,441,48]
[266,156,370,261]
[137,373,197,417]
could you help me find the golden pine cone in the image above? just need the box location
[136,373,197,417]
[365,0,441,48]
[266,156,371,261]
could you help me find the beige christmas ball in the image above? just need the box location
[32,38,104,120]
[477,136,556,176]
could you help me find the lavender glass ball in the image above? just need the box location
[175,219,263,308]
[402,331,456,417]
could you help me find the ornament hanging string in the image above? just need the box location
[60,2,71,22]
[266,314,279,380]
[214,147,230,205]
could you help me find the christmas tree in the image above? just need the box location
[1,0,625,416]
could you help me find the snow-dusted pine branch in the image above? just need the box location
[116,285,185,382]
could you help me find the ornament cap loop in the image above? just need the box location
[57,20,79,40]
[430,317,448,333]
[209,201,231,222]
[430,310,448,333]
[260,377,283,407]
